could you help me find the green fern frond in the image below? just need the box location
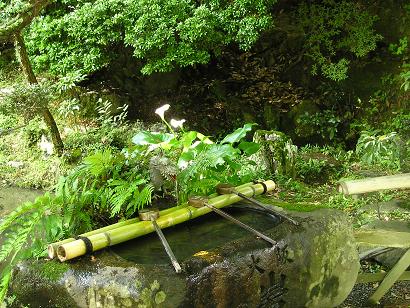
[0,266,12,301]
[188,178,220,196]
[108,178,152,217]
[178,144,231,185]
[83,149,114,177]
[128,184,154,214]
[0,201,42,235]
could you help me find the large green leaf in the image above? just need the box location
[238,141,260,155]
[132,131,175,145]
[178,151,195,168]
[180,131,198,149]
[220,123,256,144]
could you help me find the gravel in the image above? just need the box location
[339,281,410,308]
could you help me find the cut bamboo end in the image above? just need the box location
[188,196,208,208]
[139,208,160,221]
[48,244,57,259]
[57,245,69,262]
[216,183,235,195]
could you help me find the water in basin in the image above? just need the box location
[112,206,278,264]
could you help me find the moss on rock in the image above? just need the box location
[253,130,297,177]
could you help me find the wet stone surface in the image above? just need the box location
[10,207,359,308]
[0,186,43,217]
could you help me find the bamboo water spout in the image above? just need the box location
[56,180,276,262]
[338,173,410,195]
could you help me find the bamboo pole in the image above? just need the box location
[48,206,180,259]
[56,181,276,262]
[48,182,255,259]
[338,173,410,195]
[357,271,410,284]
[354,229,410,248]
[368,248,410,304]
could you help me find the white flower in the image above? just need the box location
[170,118,186,129]
[155,104,170,120]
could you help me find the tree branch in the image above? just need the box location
[0,0,50,42]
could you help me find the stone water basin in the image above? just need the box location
[10,200,360,308]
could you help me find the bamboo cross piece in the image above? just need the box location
[56,180,276,262]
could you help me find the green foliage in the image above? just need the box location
[0,194,67,301]
[26,0,276,76]
[59,148,153,219]
[296,109,341,141]
[295,145,351,184]
[297,0,382,81]
[2,81,56,117]
[131,105,261,201]
[356,130,404,170]
[389,35,410,91]
[22,117,47,146]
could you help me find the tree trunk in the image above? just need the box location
[14,31,64,156]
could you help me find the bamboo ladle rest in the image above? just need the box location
[216,183,299,226]
[138,208,182,273]
[188,196,277,245]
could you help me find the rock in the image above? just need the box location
[253,130,297,177]
[6,161,24,169]
[39,135,54,157]
[10,208,359,308]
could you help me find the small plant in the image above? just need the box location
[297,0,382,81]
[297,109,341,141]
[356,130,404,169]
[295,145,348,184]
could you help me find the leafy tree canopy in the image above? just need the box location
[297,0,383,81]
[25,0,276,76]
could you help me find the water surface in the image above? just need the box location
[0,186,43,217]
[113,206,278,264]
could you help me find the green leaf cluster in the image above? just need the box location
[58,148,153,219]
[25,0,276,76]
[356,130,404,170]
[297,0,382,81]
[131,106,262,201]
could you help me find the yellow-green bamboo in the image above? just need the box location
[48,182,255,259]
[338,173,410,195]
[48,206,179,259]
[354,229,410,248]
[357,271,410,284]
[368,248,410,304]
[57,180,275,262]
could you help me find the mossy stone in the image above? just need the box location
[253,129,297,177]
